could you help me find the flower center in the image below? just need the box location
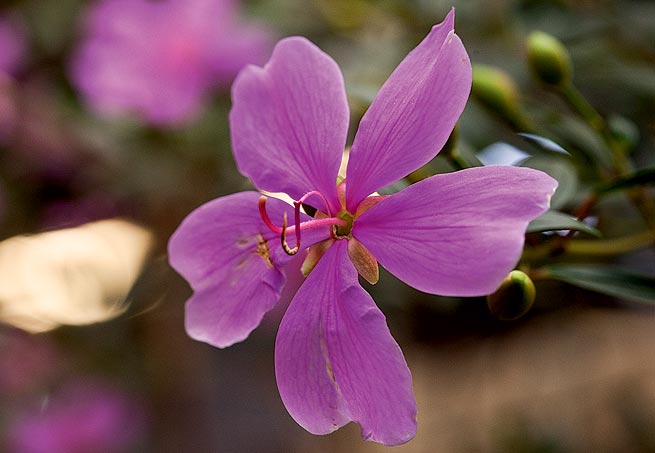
[333,210,354,238]
[258,191,348,256]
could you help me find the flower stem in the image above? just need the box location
[523,230,655,261]
[558,83,630,175]
[564,230,654,255]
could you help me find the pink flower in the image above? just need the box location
[0,15,26,75]
[69,0,272,125]
[168,10,557,445]
[7,382,146,453]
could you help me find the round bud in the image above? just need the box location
[472,64,522,121]
[526,31,572,86]
[487,270,536,321]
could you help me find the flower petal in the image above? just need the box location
[354,166,557,296]
[345,9,472,211]
[230,37,348,210]
[275,240,417,445]
[168,191,331,348]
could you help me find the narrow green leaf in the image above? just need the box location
[379,179,409,195]
[543,264,655,304]
[551,116,614,170]
[518,133,571,155]
[527,210,601,237]
[596,168,655,194]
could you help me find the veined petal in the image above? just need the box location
[230,37,348,211]
[345,9,472,211]
[354,166,557,296]
[168,192,331,348]
[275,240,417,445]
[274,246,350,436]
[182,265,280,348]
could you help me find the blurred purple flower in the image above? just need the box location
[0,14,26,144]
[169,10,556,445]
[7,381,146,453]
[0,15,26,75]
[69,0,272,125]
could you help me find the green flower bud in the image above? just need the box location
[472,64,522,121]
[487,270,536,321]
[526,31,572,86]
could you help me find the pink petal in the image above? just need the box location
[275,240,417,445]
[230,37,348,211]
[345,9,472,211]
[182,261,282,349]
[168,191,331,348]
[354,166,557,296]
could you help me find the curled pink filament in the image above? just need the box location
[258,194,346,256]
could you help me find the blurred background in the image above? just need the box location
[0,0,654,451]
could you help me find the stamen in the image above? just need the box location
[258,194,349,257]
[259,196,282,234]
[293,201,301,245]
[280,212,300,255]
[297,191,333,217]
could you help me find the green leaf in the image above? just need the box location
[551,116,614,170]
[527,210,601,237]
[518,133,571,155]
[596,168,655,194]
[521,156,579,210]
[543,264,655,304]
[378,179,409,195]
